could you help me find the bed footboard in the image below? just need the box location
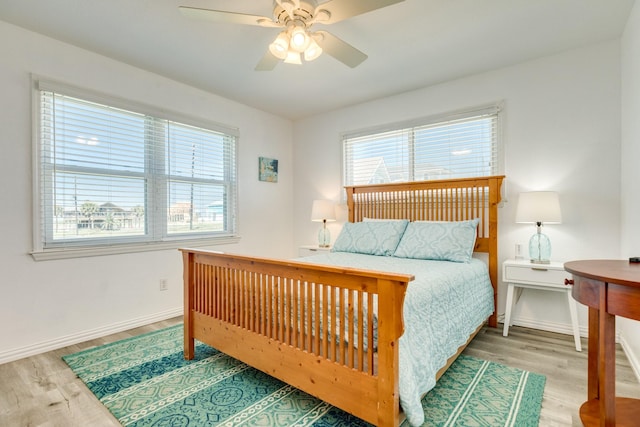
[181,249,414,427]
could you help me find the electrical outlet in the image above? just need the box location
[515,243,523,259]
[159,279,168,291]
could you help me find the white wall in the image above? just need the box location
[293,41,622,340]
[2,12,637,374]
[621,1,640,379]
[0,21,294,363]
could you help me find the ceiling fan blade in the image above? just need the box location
[315,0,405,24]
[316,31,367,68]
[255,50,280,71]
[178,6,281,28]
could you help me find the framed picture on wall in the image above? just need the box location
[258,156,278,182]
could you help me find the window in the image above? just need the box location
[343,105,502,186]
[33,80,238,259]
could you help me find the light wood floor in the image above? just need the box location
[466,326,640,426]
[1,319,639,427]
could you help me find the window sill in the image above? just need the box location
[30,236,241,261]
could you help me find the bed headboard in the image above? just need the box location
[345,175,505,327]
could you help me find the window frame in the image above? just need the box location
[31,77,240,261]
[341,103,504,190]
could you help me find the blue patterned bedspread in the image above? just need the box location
[300,252,494,427]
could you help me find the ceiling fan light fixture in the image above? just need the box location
[304,38,322,61]
[268,31,290,59]
[284,50,302,65]
[289,26,311,52]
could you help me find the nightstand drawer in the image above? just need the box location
[504,265,568,286]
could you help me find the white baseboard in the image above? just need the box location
[502,314,632,343]
[620,335,640,384]
[0,307,183,365]
[501,314,591,339]
[498,313,640,384]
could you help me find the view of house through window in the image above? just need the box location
[343,105,501,186]
[35,82,237,253]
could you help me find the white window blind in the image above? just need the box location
[343,105,501,186]
[35,82,237,256]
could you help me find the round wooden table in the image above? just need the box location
[564,260,640,427]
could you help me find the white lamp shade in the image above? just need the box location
[311,200,336,222]
[515,191,562,224]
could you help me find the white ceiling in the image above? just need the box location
[0,0,635,119]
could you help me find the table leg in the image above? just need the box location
[587,306,599,401]
[567,290,582,351]
[598,285,616,426]
[503,283,515,337]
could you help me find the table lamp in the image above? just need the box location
[515,191,562,264]
[311,200,336,248]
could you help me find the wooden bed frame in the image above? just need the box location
[181,175,504,427]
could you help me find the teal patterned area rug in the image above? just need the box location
[63,325,545,427]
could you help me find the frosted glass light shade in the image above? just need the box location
[290,27,310,53]
[284,50,302,64]
[269,32,290,60]
[304,39,322,61]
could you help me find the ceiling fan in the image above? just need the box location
[179,0,405,70]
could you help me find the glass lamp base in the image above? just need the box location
[318,227,331,248]
[529,232,551,264]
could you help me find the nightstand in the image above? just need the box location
[298,245,332,257]
[502,259,582,351]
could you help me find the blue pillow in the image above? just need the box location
[393,219,479,263]
[362,217,407,222]
[331,220,409,256]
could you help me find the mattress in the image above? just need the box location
[301,251,494,426]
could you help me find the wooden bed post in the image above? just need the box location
[377,278,407,427]
[487,176,503,328]
[346,186,355,222]
[183,250,195,360]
